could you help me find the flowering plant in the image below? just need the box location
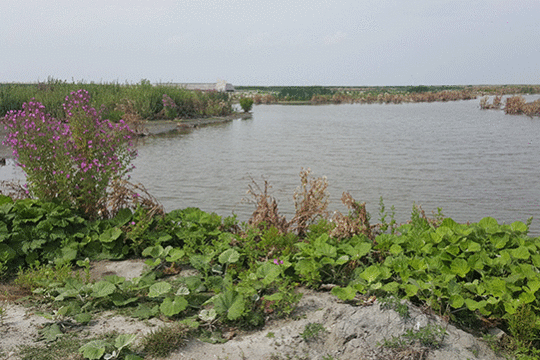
[3,89,136,218]
[162,94,178,119]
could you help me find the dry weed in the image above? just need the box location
[505,96,527,115]
[115,99,147,135]
[522,99,540,117]
[290,168,329,236]
[246,169,331,236]
[331,192,374,241]
[245,177,288,233]
[99,178,164,219]
[0,180,30,200]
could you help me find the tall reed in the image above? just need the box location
[0,80,233,121]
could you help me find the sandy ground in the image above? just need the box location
[0,259,507,360]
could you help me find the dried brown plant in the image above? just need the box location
[246,169,331,236]
[522,99,540,117]
[409,204,443,228]
[289,168,330,236]
[245,177,288,233]
[505,96,527,115]
[331,192,374,241]
[115,99,147,135]
[0,180,31,200]
[492,95,503,108]
[99,178,164,219]
[480,95,503,110]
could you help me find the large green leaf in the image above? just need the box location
[478,217,500,234]
[114,333,138,351]
[166,248,185,262]
[212,289,245,320]
[359,265,381,283]
[389,244,403,255]
[148,282,172,298]
[79,340,108,360]
[218,248,240,264]
[450,294,464,308]
[142,245,164,258]
[160,296,188,317]
[314,241,337,258]
[92,281,116,298]
[132,304,159,320]
[99,227,123,243]
[256,262,281,285]
[0,244,16,262]
[39,323,64,342]
[341,242,371,260]
[485,278,507,297]
[189,254,213,271]
[113,208,133,226]
[511,221,528,233]
[402,283,419,297]
[450,258,470,278]
[331,286,357,301]
[511,246,530,260]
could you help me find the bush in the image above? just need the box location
[239,97,254,112]
[2,89,136,218]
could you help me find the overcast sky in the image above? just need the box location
[2,0,539,86]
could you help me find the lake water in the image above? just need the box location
[2,98,539,234]
[129,98,540,234]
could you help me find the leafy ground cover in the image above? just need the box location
[1,170,540,359]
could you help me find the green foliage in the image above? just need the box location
[15,262,76,290]
[277,87,334,101]
[379,296,410,319]
[4,192,540,357]
[381,323,447,350]
[408,85,431,93]
[0,197,183,276]
[78,333,140,360]
[294,233,371,287]
[506,304,540,352]
[239,97,254,112]
[0,80,233,120]
[300,322,327,342]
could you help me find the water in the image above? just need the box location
[2,98,539,234]
[130,98,540,234]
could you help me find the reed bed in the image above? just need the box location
[240,84,540,107]
[0,80,233,121]
[480,95,540,117]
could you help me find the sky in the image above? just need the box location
[1,0,539,86]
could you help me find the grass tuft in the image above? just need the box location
[140,322,192,358]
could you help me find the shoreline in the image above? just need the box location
[137,111,252,136]
[0,112,253,158]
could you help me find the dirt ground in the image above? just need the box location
[0,260,507,360]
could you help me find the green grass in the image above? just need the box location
[0,79,233,120]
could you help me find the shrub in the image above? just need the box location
[2,89,136,218]
[239,97,254,112]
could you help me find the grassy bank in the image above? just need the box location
[0,79,233,121]
[1,171,540,359]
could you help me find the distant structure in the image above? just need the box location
[158,80,235,92]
